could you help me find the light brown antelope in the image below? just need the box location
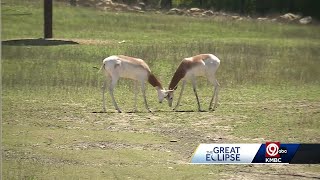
[166,54,220,111]
[100,55,168,113]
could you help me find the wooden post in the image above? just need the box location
[44,0,53,38]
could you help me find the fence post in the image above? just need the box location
[44,0,53,38]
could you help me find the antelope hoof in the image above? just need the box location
[116,109,122,113]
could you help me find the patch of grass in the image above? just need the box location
[2,42,319,90]
[3,85,320,178]
[2,0,320,44]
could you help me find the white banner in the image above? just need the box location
[191,144,261,164]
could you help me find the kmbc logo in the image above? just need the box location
[265,142,280,158]
[265,142,288,163]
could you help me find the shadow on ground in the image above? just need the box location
[91,110,211,113]
[2,38,79,46]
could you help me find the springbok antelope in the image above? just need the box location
[100,55,168,113]
[166,54,220,111]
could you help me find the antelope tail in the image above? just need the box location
[97,63,105,73]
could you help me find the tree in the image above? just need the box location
[159,0,172,9]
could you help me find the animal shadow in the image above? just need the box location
[2,38,79,46]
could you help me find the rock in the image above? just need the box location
[280,13,301,21]
[202,10,214,16]
[257,17,268,21]
[96,2,104,7]
[299,16,312,24]
[232,15,240,20]
[113,3,128,11]
[189,7,203,13]
[126,7,134,11]
[167,8,183,15]
[132,6,142,11]
[138,2,146,10]
[220,12,228,16]
[103,0,113,5]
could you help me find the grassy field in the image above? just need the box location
[2,0,320,179]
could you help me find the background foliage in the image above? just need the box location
[116,0,320,18]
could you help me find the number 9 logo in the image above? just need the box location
[266,143,279,156]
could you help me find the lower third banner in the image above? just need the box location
[190,143,320,164]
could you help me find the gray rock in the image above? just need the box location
[202,10,214,16]
[299,16,312,24]
[168,8,184,15]
[280,13,301,21]
[189,8,203,13]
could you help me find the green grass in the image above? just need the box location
[2,0,320,179]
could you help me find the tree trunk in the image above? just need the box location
[239,0,245,14]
